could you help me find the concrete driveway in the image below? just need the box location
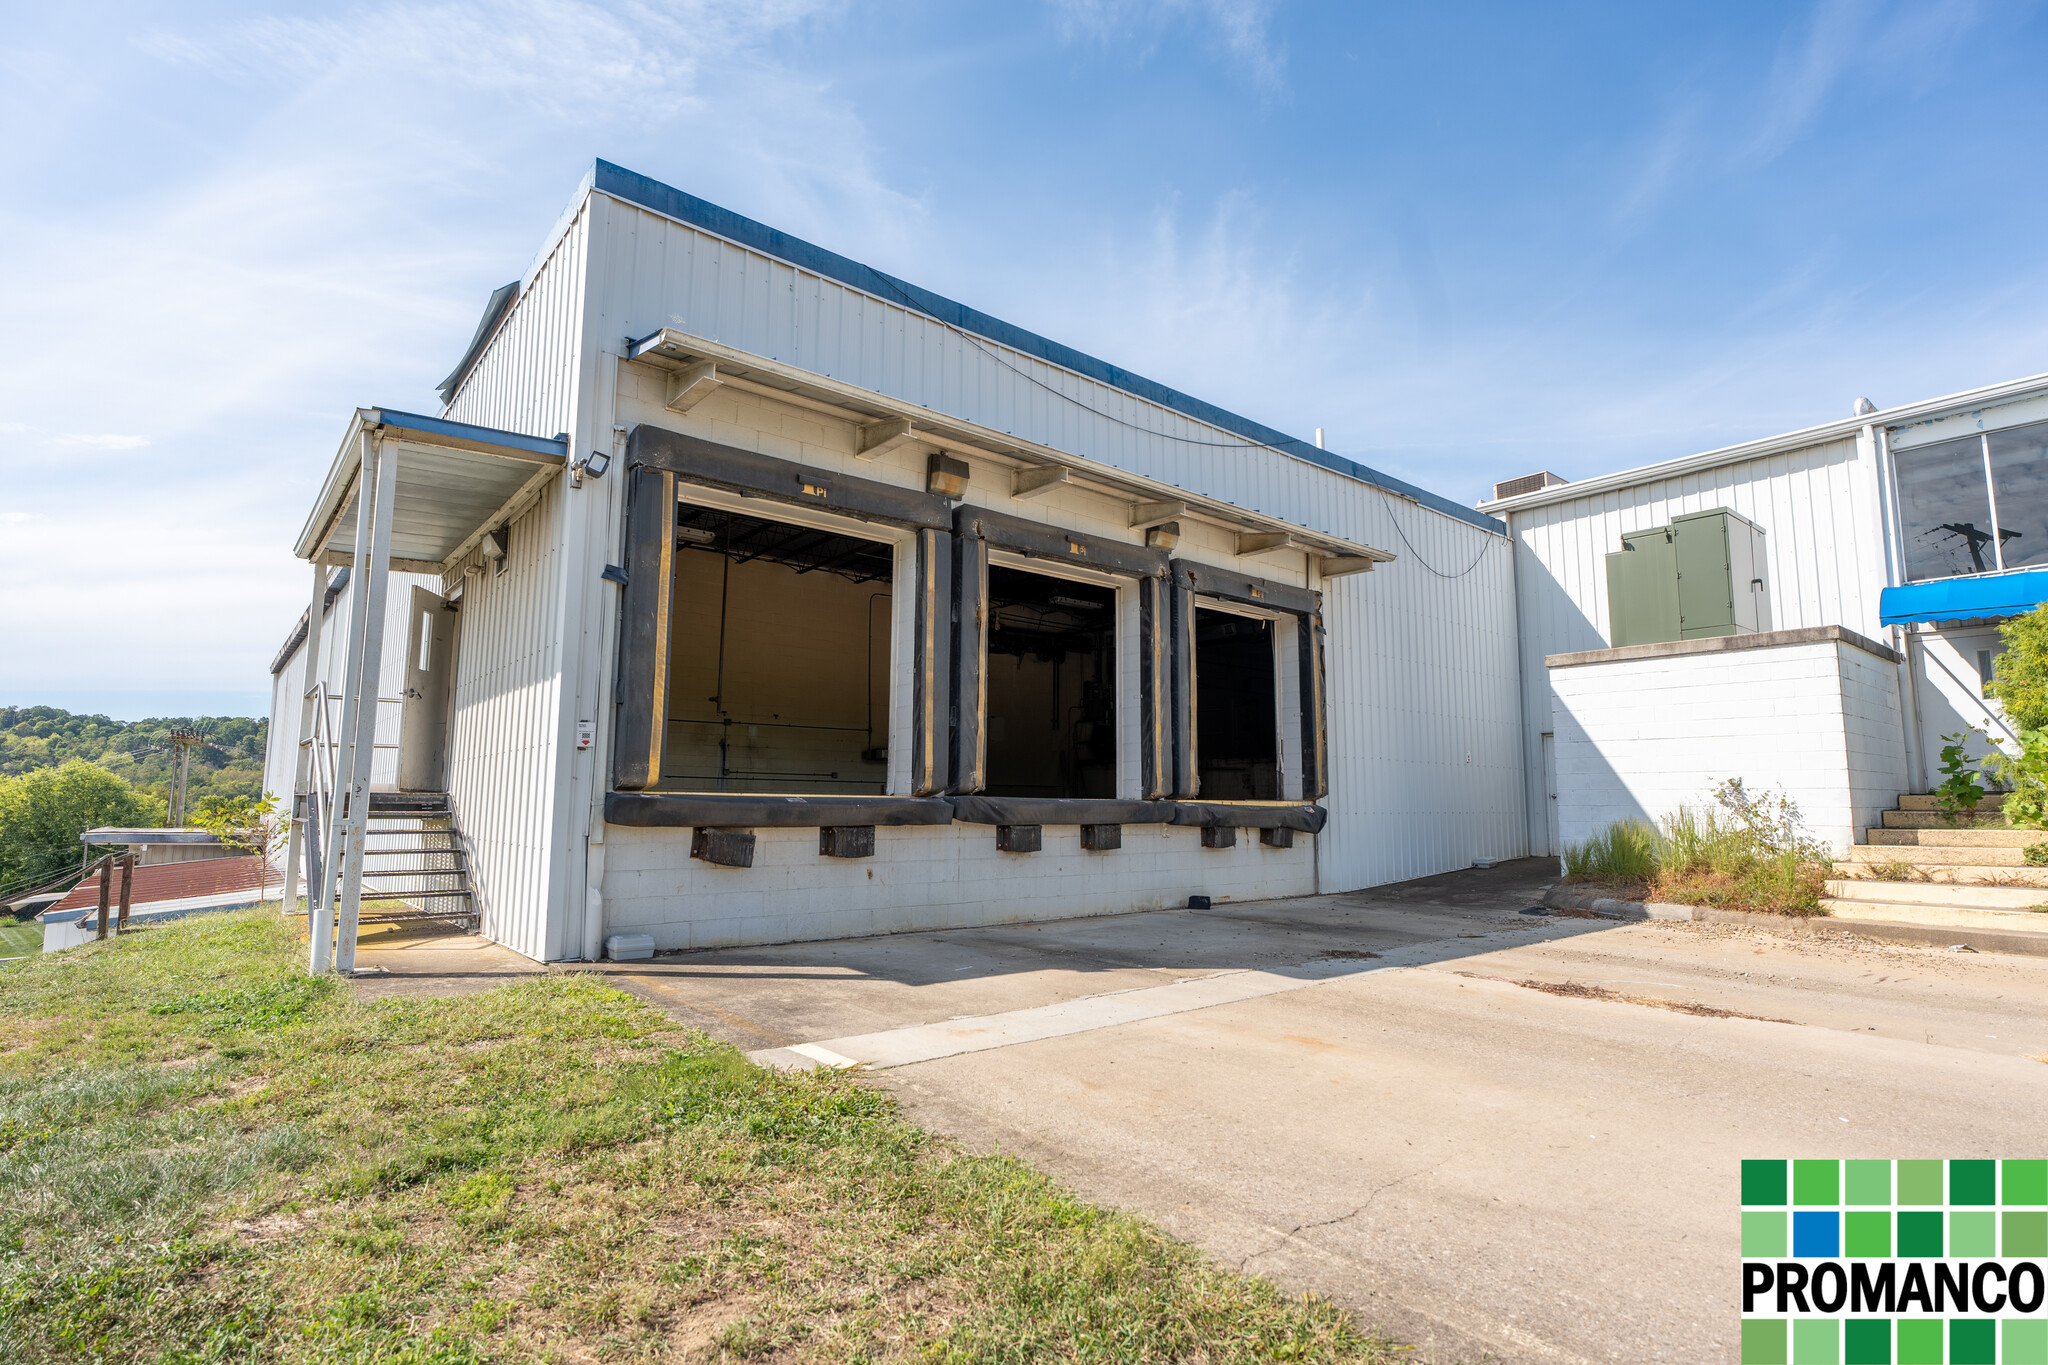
[595,860,2048,1364]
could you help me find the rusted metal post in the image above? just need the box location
[116,855,135,932]
[94,858,111,941]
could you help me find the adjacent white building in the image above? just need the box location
[1483,374,2048,855]
[266,161,1525,965]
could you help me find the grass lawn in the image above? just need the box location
[0,919,40,959]
[0,910,1401,1363]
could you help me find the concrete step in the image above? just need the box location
[1826,880,2048,910]
[1866,827,2042,848]
[1881,809,2015,829]
[1844,844,2030,867]
[1899,792,2008,811]
[1834,862,2048,887]
[1820,899,2048,932]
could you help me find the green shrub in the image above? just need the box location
[1990,605,2048,731]
[1986,607,2048,830]
[1989,729,2048,830]
[1562,819,1658,882]
[2026,843,2048,867]
[1936,729,1990,823]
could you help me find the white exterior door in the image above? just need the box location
[398,587,454,792]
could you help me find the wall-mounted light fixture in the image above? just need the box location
[579,450,610,479]
[927,452,970,499]
[1145,521,1181,551]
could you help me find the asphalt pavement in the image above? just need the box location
[399,861,2048,1363]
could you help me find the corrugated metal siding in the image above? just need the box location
[586,197,1528,892]
[444,207,589,440]
[586,196,1492,554]
[428,209,592,960]
[445,479,565,962]
[1318,520,1528,889]
[1505,433,1887,850]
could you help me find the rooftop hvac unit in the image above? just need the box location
[1605,508,1770,647]
[1493,470,1569,501]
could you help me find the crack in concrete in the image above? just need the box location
[1239,1155,1453,1272]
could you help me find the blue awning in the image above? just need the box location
[1879,570,2048,626]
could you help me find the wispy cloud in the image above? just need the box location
[1747,0,1987,164]
[1611,97,1705,226]
[1049,0,1284,87]
[0,0,906,700]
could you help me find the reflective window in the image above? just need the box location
[1990,422,2048,571]
[1898,434,1997,581]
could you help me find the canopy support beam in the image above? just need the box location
[315,427,397,975]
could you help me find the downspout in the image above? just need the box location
[581,401,630,963]
[1874,424,1928,792]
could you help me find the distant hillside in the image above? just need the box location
[0,706,268,810]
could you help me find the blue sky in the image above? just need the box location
[3,0,2046,720]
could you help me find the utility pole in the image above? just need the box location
[165,727,202,826]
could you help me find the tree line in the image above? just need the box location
[0,707,269,900]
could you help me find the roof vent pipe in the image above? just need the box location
[1854,397,1877,416]
[1314,428,1325,449]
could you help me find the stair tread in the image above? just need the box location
[1866,828,2040,847]
[1820,899,2048,928]
[1899,790,2008,805]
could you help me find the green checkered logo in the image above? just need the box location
[1743,1160,2048,1364]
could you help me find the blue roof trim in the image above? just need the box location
[590,160,1502,536]
[367,408,569,460]
[1879,571,2048,625]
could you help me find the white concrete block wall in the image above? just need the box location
[1550,638,1909,856]
[600,822,1314,952]
[1840,645,1913,842]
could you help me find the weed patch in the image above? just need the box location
[1562,780,1832,916]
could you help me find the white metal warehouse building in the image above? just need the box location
[267,160,1524,966]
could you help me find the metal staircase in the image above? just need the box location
[357,792,478,928]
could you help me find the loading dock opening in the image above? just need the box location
[663,504,893,793]
[1195,607,1278,799]
[982,565,1117,799]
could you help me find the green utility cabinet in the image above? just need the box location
[1604,508,1769,646]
